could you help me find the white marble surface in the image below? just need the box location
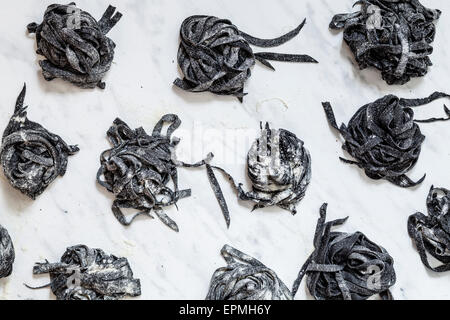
[0,0,449,300]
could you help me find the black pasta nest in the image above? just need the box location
[97,114,227,232]
[27,3,122,89]
[28,245,141,300]
[216,123,311,218]
[408,186,450,272]
[174,15,317,101]
[330,0,441,85]
[292,204,396,300]
[0,225,15,279]
[0,85,79,199]
[323,92,450,188]
[206,245,292,300]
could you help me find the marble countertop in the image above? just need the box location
[0,0,449,300]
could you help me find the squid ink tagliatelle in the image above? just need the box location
[0,224,14,279]
[0,85,79,199]
[27,3,122,89]
[214,123,311,220]
[408,186,450,272]
[206,245,292,300]
[174,16,318,101]
[323,92,450,188]
[330,0,441,85]
[96,114,229,232]
[27,245,141,300]
[292,204,396,300]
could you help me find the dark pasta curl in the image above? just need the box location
[27,245,141,300]
[213,123,311,218]
[330,0,441,85]
[27,3,122,89]
[96,115,229,232]
[174,15,317,101]
[292,204,396,300]
[0,85,79,199]
[0,225,14,279]
[206,245,292,300]
[408,186,450,272]
[323,92,450,188]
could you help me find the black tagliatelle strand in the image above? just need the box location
[213,123,311,216]
[0,225,15,279]
[26,245,141,300]
[292,204,396,300]
[206,245,293,300]
[330,0,441,85]
[0,84,79,199]
[27,3,122,89]
[408,186,450,272]
[322,92,450,188]
[96,115,230,232]
[174,16,317,101]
